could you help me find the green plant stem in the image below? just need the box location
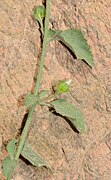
[14,0,50,161]
[34,2,50,96]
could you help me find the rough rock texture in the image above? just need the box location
[0,0,111,179]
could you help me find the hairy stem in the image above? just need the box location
[34,2,50,96]
[14,0,50,161]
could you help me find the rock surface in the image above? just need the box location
[0,0,111,179]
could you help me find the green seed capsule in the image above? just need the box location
[33,5,46,22]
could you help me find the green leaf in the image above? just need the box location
[39,90,49,99]
[6,139,17,159]
[24,93,37,108]
[21,142,50,168]
[47,29,62,42]
[59,29,94,67]
[50,99,86,133]
[2,156,17,180]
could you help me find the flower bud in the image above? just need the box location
[56,80,70,94]
[33,5,46,22]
